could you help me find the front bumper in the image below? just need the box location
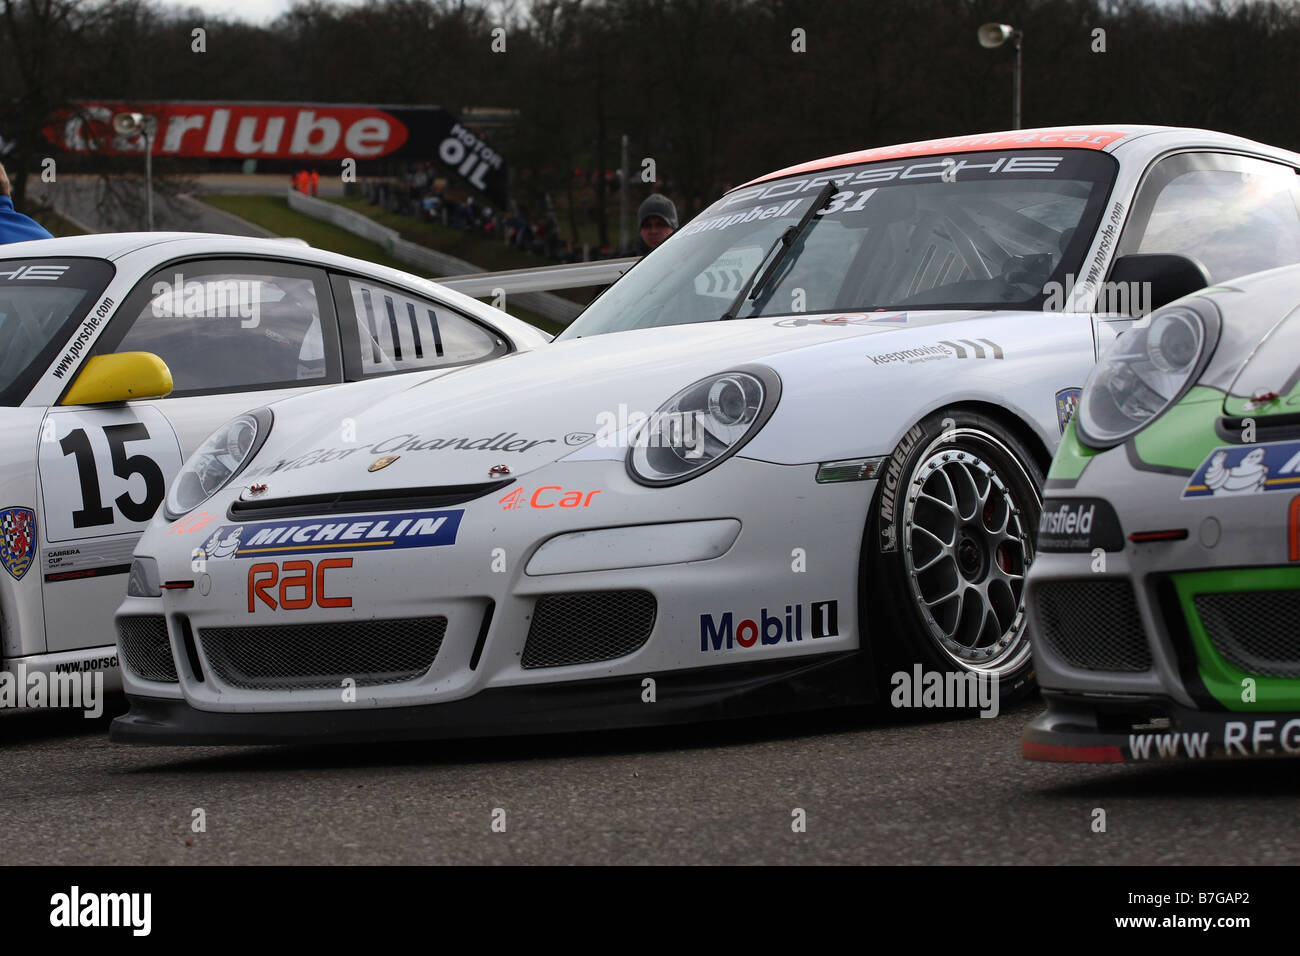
[114,457,876,741]
[111,652,868,744]
[1025,442,1300,760]
[1024,693,1300,762]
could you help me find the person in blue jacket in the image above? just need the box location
[0,162,53,245]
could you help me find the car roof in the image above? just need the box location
[0,231,550,346]
[0,231,332,263]
[737,124,1300,189]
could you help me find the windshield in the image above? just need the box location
[0,258,116,405]
[560,149,1118,339]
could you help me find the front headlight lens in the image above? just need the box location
[1076,304,1218,448]
[628,367,781,486]
[165,408,273,518]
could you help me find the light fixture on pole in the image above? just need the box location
[977,22,1023,130]
[112,112,157,231]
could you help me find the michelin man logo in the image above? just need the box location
[1183,441,1300,498]
[202,526,244,560]
[1203,448,1268,495]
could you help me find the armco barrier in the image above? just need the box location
[285,190,586,325]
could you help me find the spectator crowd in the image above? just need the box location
[364,161,678,264]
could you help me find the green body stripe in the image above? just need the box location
[1172,567,1300,711]
[1047,419,1098,481]
[1131,386,1224,471]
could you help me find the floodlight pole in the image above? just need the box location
[1012,31,1023,130]
[144,120,155,231]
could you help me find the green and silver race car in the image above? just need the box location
[1023,262,1300,762]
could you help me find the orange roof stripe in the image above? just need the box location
[741,129,1129,188]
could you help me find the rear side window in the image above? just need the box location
[96,259,342,397]
[0,257,115,406]
[332,275,508,379]
[1120,153,1300,282]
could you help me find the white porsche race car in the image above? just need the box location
[111,126,1300,743]
[0,232,548,696]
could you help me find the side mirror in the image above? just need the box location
[1106,253,1210,315]
[61,352,174,405]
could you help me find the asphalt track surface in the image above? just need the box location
[1,696,1297,865]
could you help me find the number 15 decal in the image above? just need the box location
[38,407,183,543]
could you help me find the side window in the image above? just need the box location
[331,275,508,378]
[98,260,342,397]
[1120,153,1300,283]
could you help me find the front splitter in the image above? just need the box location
[1023,693,1300,763]
[111,651,870,745]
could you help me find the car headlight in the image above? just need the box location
[164,408,273,519]
[627,366,781,486]
[1076,302,1220,449]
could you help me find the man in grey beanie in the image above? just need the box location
[632,193,678,256]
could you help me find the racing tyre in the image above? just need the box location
[866,409,1043,704]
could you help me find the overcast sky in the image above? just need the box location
[167,0,307,23]
[164,0,519,25]
[170,0,1191,26]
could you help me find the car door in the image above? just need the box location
[1096,150,1300,351]
[37,258,344,654]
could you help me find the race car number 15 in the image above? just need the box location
[38,407,184,543]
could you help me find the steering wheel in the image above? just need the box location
[999,253,1055,297]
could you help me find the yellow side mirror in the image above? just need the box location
[61,352,174,405]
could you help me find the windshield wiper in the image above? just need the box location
[720,180,838,321]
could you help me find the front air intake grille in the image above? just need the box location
[117,615,178,683]
[227,481,511,520]
[521,590,656,669]
[197,617,446,690]
[1194,590,1300,678]
[1033,580,1152,672]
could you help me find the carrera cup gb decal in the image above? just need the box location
[200,509,464,560]
[1182,440,1300,498]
